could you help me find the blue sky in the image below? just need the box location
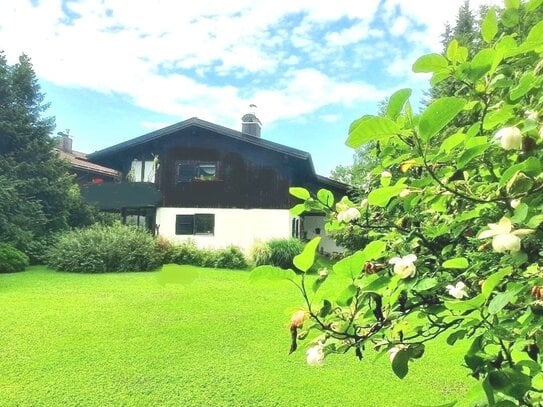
[0,0,500,176]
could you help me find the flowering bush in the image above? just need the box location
[253,2,543,405]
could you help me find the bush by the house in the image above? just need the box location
[46,224,162,273]
[249,241,272,266]
[0,243,29,273]
[266,238,305,269]
[24,234,58,265]
[170,240,247,269]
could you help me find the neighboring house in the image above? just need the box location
[56,131,118,185]
[83,114,348,254]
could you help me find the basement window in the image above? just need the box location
[175,214,215,235]
[177,161,218,183]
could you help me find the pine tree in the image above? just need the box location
[0,52,92,253]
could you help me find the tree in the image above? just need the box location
[0,52,92,254]
[254,1,543,404]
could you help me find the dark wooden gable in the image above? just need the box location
[88,118,348,209]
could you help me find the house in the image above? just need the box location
[83,113,348,254]
[56,131,118,185]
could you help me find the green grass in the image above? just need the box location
[0,266,473,406]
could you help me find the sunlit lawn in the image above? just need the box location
[0,266,473,406]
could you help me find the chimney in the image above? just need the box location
[57,129,73,153]
[241,104,262,138]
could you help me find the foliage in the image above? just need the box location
[267,238,305,269]
[24,233,58,265]
[46,224,162,272]
[0,52,94,254]
[254,2,543,405]
[0,243,29,273]
[170,239,247,269]
[249,240,273,266]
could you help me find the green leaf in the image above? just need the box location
[510,72,537,101]
[414,277,438,291]
[499,157,541,186]
[527,0,543,11]
[457,144,490,169]
[527,214,543,228]
[468,49,496,80]
[418,97,466,142]
[368,184,405,207]
[391,348,410,379]
[250,265,296,281]
[447,329,467,345]
[361,240,387,260]
[446,39,468,64]
[482,268,512,299]
[412,53,448,73]
[442,257,469,269]
[506,172,534,195]
[333,251,366,280]
[337,284,357,306]
[481,8,498,43]
[293,237,321,272]
[386,88,412,120]
[445,294,485,313]
[290,204,306,216]
[439,132,466,153]
[502,8,519,28]
[347,116,401,148]
[317,189,334,207]
[483,106,514,130]
[289,187,310,200]
[488,291,517,314]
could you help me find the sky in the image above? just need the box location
[0,0,501,176]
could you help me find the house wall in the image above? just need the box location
[155,207,293,253]
[303,215,344,255]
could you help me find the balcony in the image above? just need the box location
[81,182,162,210]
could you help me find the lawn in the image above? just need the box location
[0,266,473,406]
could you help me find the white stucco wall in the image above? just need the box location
[155,207,293,253]
[303,215,344,255]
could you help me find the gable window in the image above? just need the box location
[177,161,218,183]
[175,214,215,235]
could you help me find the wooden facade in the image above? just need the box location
[87,118,347,210]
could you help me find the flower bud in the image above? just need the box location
[526,110,539,121]
[399,189,411,198]
[381,170,392,178]
[510,199,521,209]
[494,126,522,150]
[290,310,305,328]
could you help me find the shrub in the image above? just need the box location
[267,238,304,269]
[155,236,174,263]
[46,224,162,273]
[213,246,247,269]
[170,240,247,269]
[25,234,58,265]
[0,243,29,273]
[250,241,272,266]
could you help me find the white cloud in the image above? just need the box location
[0,0,503,129]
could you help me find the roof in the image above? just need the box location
[88,117,310,161]
[56,148,118,177]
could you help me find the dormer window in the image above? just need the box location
[177,160,219,183]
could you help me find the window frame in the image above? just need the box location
[175,214,215,236]
[176,160,219,183]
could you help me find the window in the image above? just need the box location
[175,214,215,235]
[177,161,218,183]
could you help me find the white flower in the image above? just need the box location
[381,170,392,178]
[389,254,417,279]
[399,189,411,198]
[526,110,539,121]
[446,281,468,299]
[318,268,329,279]
[510,199,521,209]
[478,217,534,253]
[360,198,368,208]
[337,207,361,223]
[306,342,324,366]
[494,126,522,150]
